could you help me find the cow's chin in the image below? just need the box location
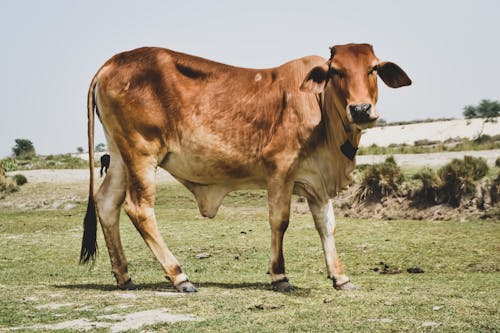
[353,118,378,130]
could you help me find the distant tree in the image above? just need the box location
[463,99,500,138]
[95,143,106,152]
[76,146,84,153]
[12,139,36,159]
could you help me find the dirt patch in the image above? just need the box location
[11,308,196,332]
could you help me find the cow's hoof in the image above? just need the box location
[334,281,357,291]
[175,281,198,293]
[118,278,138,290]
[271,277,294,292]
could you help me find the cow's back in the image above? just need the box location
[94,47,325,185]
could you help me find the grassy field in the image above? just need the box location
[0,182,498,332]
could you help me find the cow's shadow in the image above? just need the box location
[53,281,310,295]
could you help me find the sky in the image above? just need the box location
[1,0,499,157]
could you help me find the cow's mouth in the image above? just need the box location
[353,118,378,129]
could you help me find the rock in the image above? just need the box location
[432,306,442,311]
[195,252,210,259]
[407,267,424,274]
[252,303,283,310]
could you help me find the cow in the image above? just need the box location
[100,153,110,177]
[80,43,411,293]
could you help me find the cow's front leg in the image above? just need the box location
[308,199,356,290]
[267,177,294,292]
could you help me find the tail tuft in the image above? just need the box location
[80,196,98,264]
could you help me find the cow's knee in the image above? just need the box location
[124,200,155,226]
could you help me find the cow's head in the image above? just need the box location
[300,43,411,129]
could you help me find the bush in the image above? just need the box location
[0,158,18,172]
[490,172,500,204]
[13,174,27,186]
[439,156,488,206]
[0,176,19,196]
[496,157,500,168]
[355,156,404,201]
[0,162,5,184]
[414,139,438,146]
[412,168,441,203]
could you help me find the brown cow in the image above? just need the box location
[80,43,411,292]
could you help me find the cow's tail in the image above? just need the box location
[80,73,99,264]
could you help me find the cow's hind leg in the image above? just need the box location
[94,152,135,289]
[308,199,356,290]
[124,157,196,292]
[267,176,294,292]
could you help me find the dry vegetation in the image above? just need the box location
[332,156,500,221]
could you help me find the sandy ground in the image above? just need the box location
[6,168,177,184]
[11,308,196,332]
[7,149,499,185]
[357,149,500,167]
[360,117,500,146]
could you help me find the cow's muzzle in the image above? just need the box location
[348,103,378,123]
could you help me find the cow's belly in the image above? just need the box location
[160,151,266,186]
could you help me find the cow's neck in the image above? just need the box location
[321,89,362,153]
[307,90,362,199]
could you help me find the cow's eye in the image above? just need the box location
[369,65,378,75]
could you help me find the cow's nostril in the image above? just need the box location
[349,104,371,113]
[349,104,373,122]
[360,103,371,113]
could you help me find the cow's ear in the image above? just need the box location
[377,61,412,88]
[300,63,330,93]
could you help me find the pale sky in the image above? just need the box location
[1,0,499,157]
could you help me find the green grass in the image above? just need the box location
[0,183,498,332]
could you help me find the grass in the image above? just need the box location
[0,182,499,332]
[1,154,97,172]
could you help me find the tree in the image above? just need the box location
[463,99,500,138]
[463,99,500,119]
[12,139,36,159]
[76,147,84,153]
[95,143,107,152]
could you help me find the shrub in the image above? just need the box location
[490,172,500,204]
[412,168,441,203]
[414,139,438,146]
[0,158,18,172]
[496,157,500,168]
[355,156,404,201]
[13,174,27,186]
[437,156,488,206]
[0,177,19,195]
[0,162,5,184]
